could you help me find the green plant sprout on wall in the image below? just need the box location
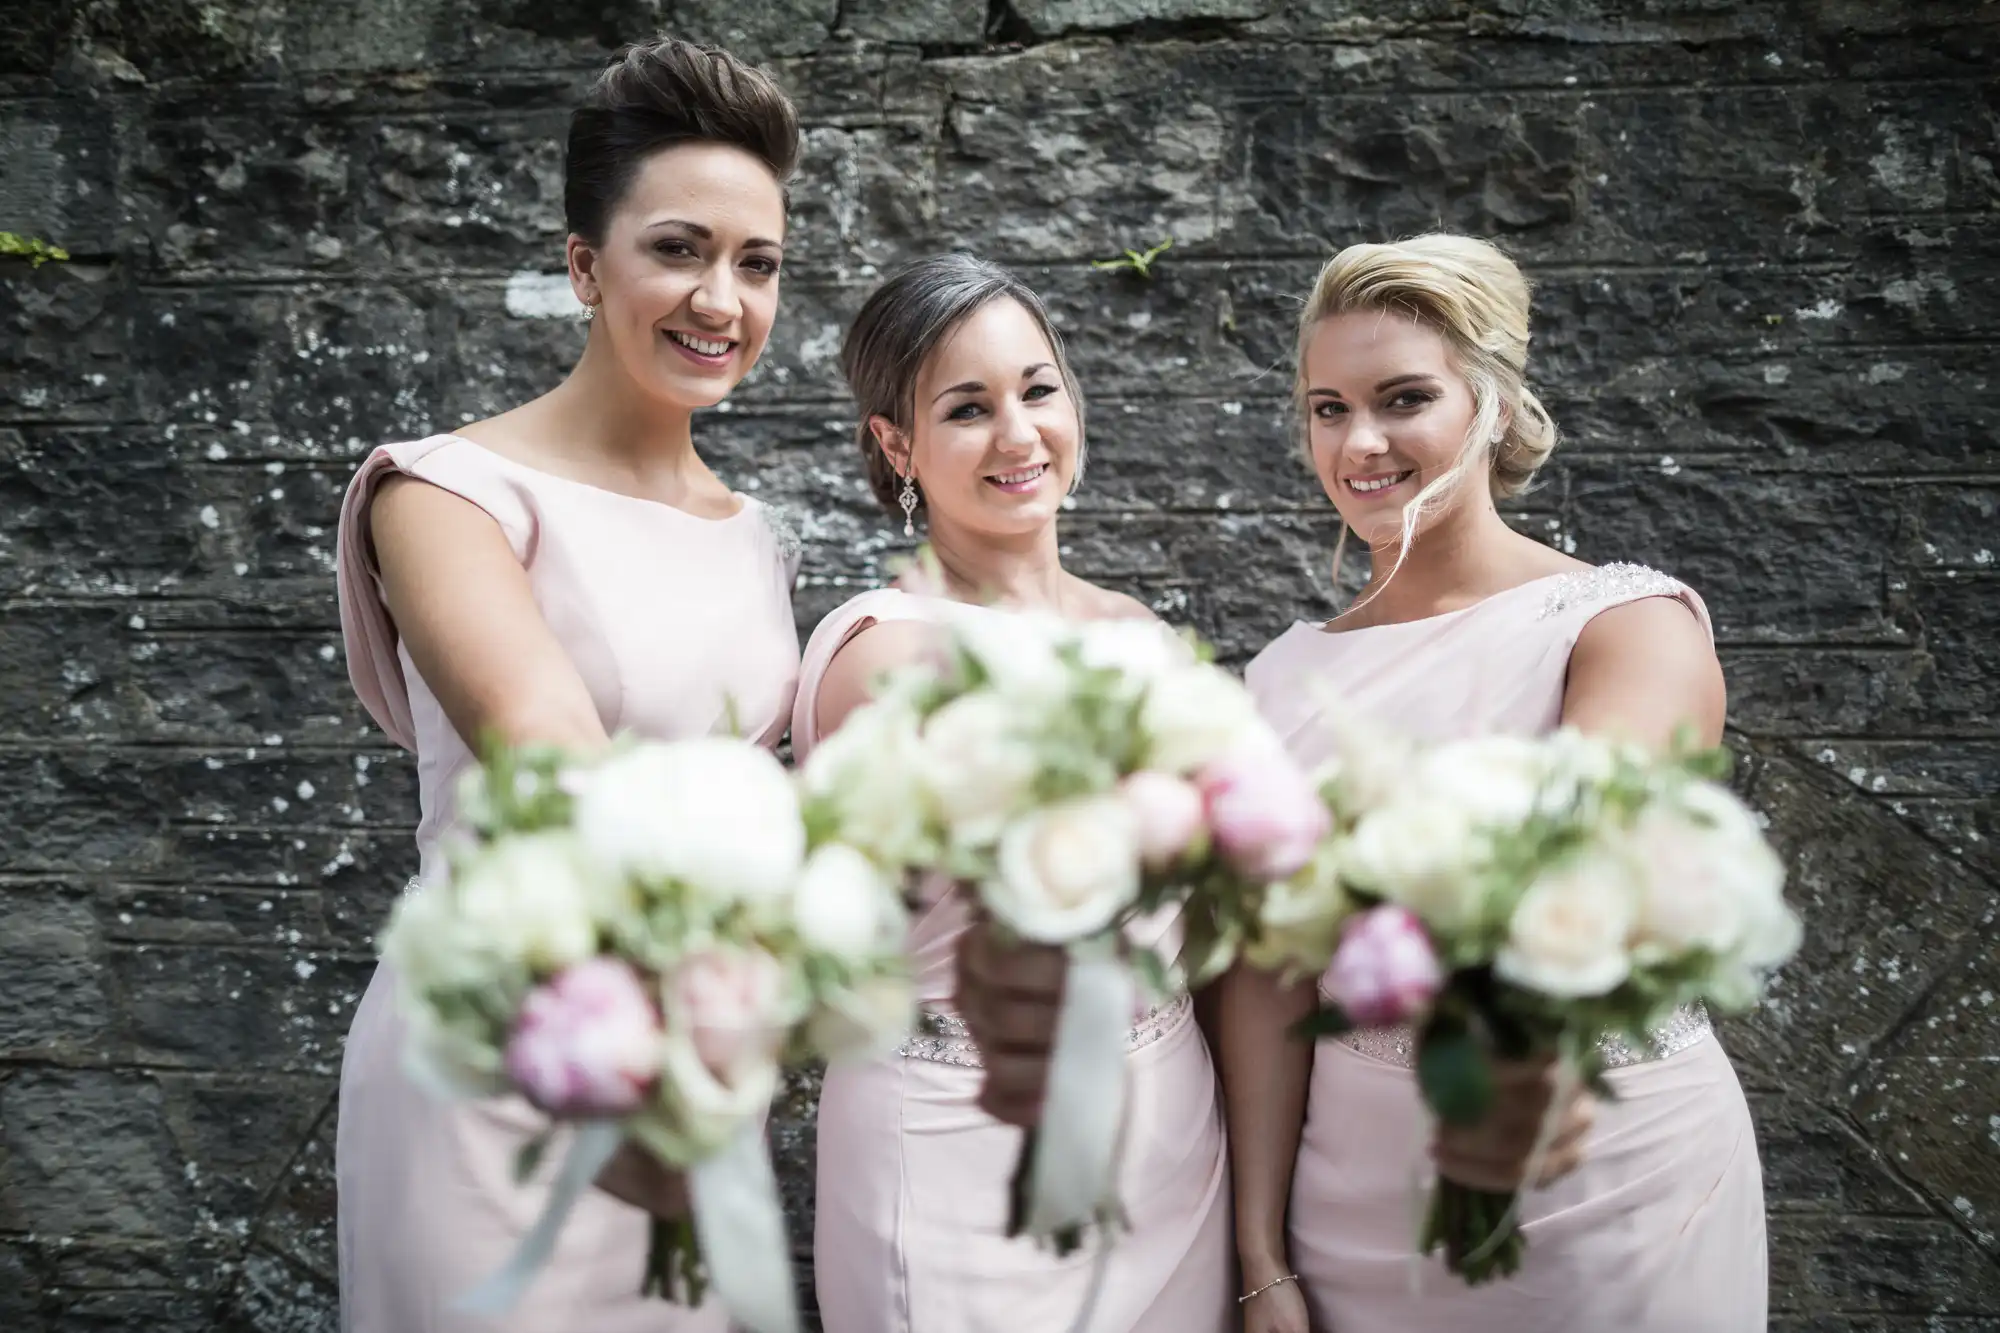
[0,233,71,267]
[1092,237,1173,279]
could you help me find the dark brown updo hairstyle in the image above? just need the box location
[840,253,1088,520]
[564,37,801,244]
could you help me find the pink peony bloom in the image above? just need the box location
[504,957,663,1117]
[1324,905,1443,1028]
[1120,771,1208,871]
[1198,748,1331,882]
[663,947,788,1086]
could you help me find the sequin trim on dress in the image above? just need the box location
[760,502,804,566]
[1536,562,1684,621]
[896,992,1192,1068]
[1325,999,1711,1071]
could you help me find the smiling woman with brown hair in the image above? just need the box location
[792,252,1232,1333]
[332,39,805,1333]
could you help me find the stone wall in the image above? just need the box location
[2,2,1995,1329]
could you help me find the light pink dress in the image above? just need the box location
[332,434,802,1333]
[793,588,1232,1333]
[1245,562,1768,1333]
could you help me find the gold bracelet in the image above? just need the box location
[1238,1273,1300,1305]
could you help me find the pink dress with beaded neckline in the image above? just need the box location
[793,588,1233,1333]
[1245,563,1768,1333]
[333,433,801,1332]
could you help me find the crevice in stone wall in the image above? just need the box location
[1054,15,1263,45]
[935,85,967,161]
[1832,1032,1997,1259]
[979,2,1266,49]
[243,1086,338,1240]
[984,0,1038,48]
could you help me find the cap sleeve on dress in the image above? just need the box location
[334,436,538,750]
[788,588,934,761]
[1537,562,1713,648]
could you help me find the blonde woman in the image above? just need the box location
[1222,234,1766,1332]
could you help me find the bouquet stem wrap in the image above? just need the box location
[1419,1032,1588,1285]
[1009,951,1135,1245]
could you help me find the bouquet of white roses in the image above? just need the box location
[379,736,913,1333]
[798,609,1328,1252]
[1251,728,1802,1284]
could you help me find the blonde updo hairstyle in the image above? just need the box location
[1295,234,1559,587]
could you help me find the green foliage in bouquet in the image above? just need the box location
[461,737,581,833]
[1271,726,1794,1286]
[389,731,917,1323]
[795,569,1318,1261]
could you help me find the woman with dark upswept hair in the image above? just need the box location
[333,39,804,1332]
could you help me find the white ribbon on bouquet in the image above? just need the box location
[1018,946,1135,1239]
[456,1120,625,1315]
[687,1124,799,1333]
[455,1121,800,1333]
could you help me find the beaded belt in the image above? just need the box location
[1326,1001,1712,1072]
[896,992,1193,1068]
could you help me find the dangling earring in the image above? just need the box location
[898,472,920,538]
[580,299,597,322]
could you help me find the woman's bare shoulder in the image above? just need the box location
[1071,579,1157,623]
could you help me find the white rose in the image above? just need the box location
[643,945,794,1157]
[800,700,935,867]
[1542,727,1626,785]
[1732,875,1802,972]
[573,738,804,906]
[919,693,1042,836]
[1495,845,1639,998]
[1413,735,1549,828]
[1665,783,1802,1006]
[1709,881,1803,1010]
[1308,720,1415,818]
[1539,727,1647,816]
[1621,786,1752,962]
[380,875,493,995]
[1627,781,1802,992]
[450,833,605,974]
[985,795,1142,943]
[1140,663,1266,775]
[1342,799,1488,934]
[1073,619,1185,694]
[646,1034,782,1160]
[793,844,907,961]
[807,974,918,1064]
[1628,843,1745,966]
[380,883,513,1097]
[952,611,1070,701]
[1244,840,1353,976]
